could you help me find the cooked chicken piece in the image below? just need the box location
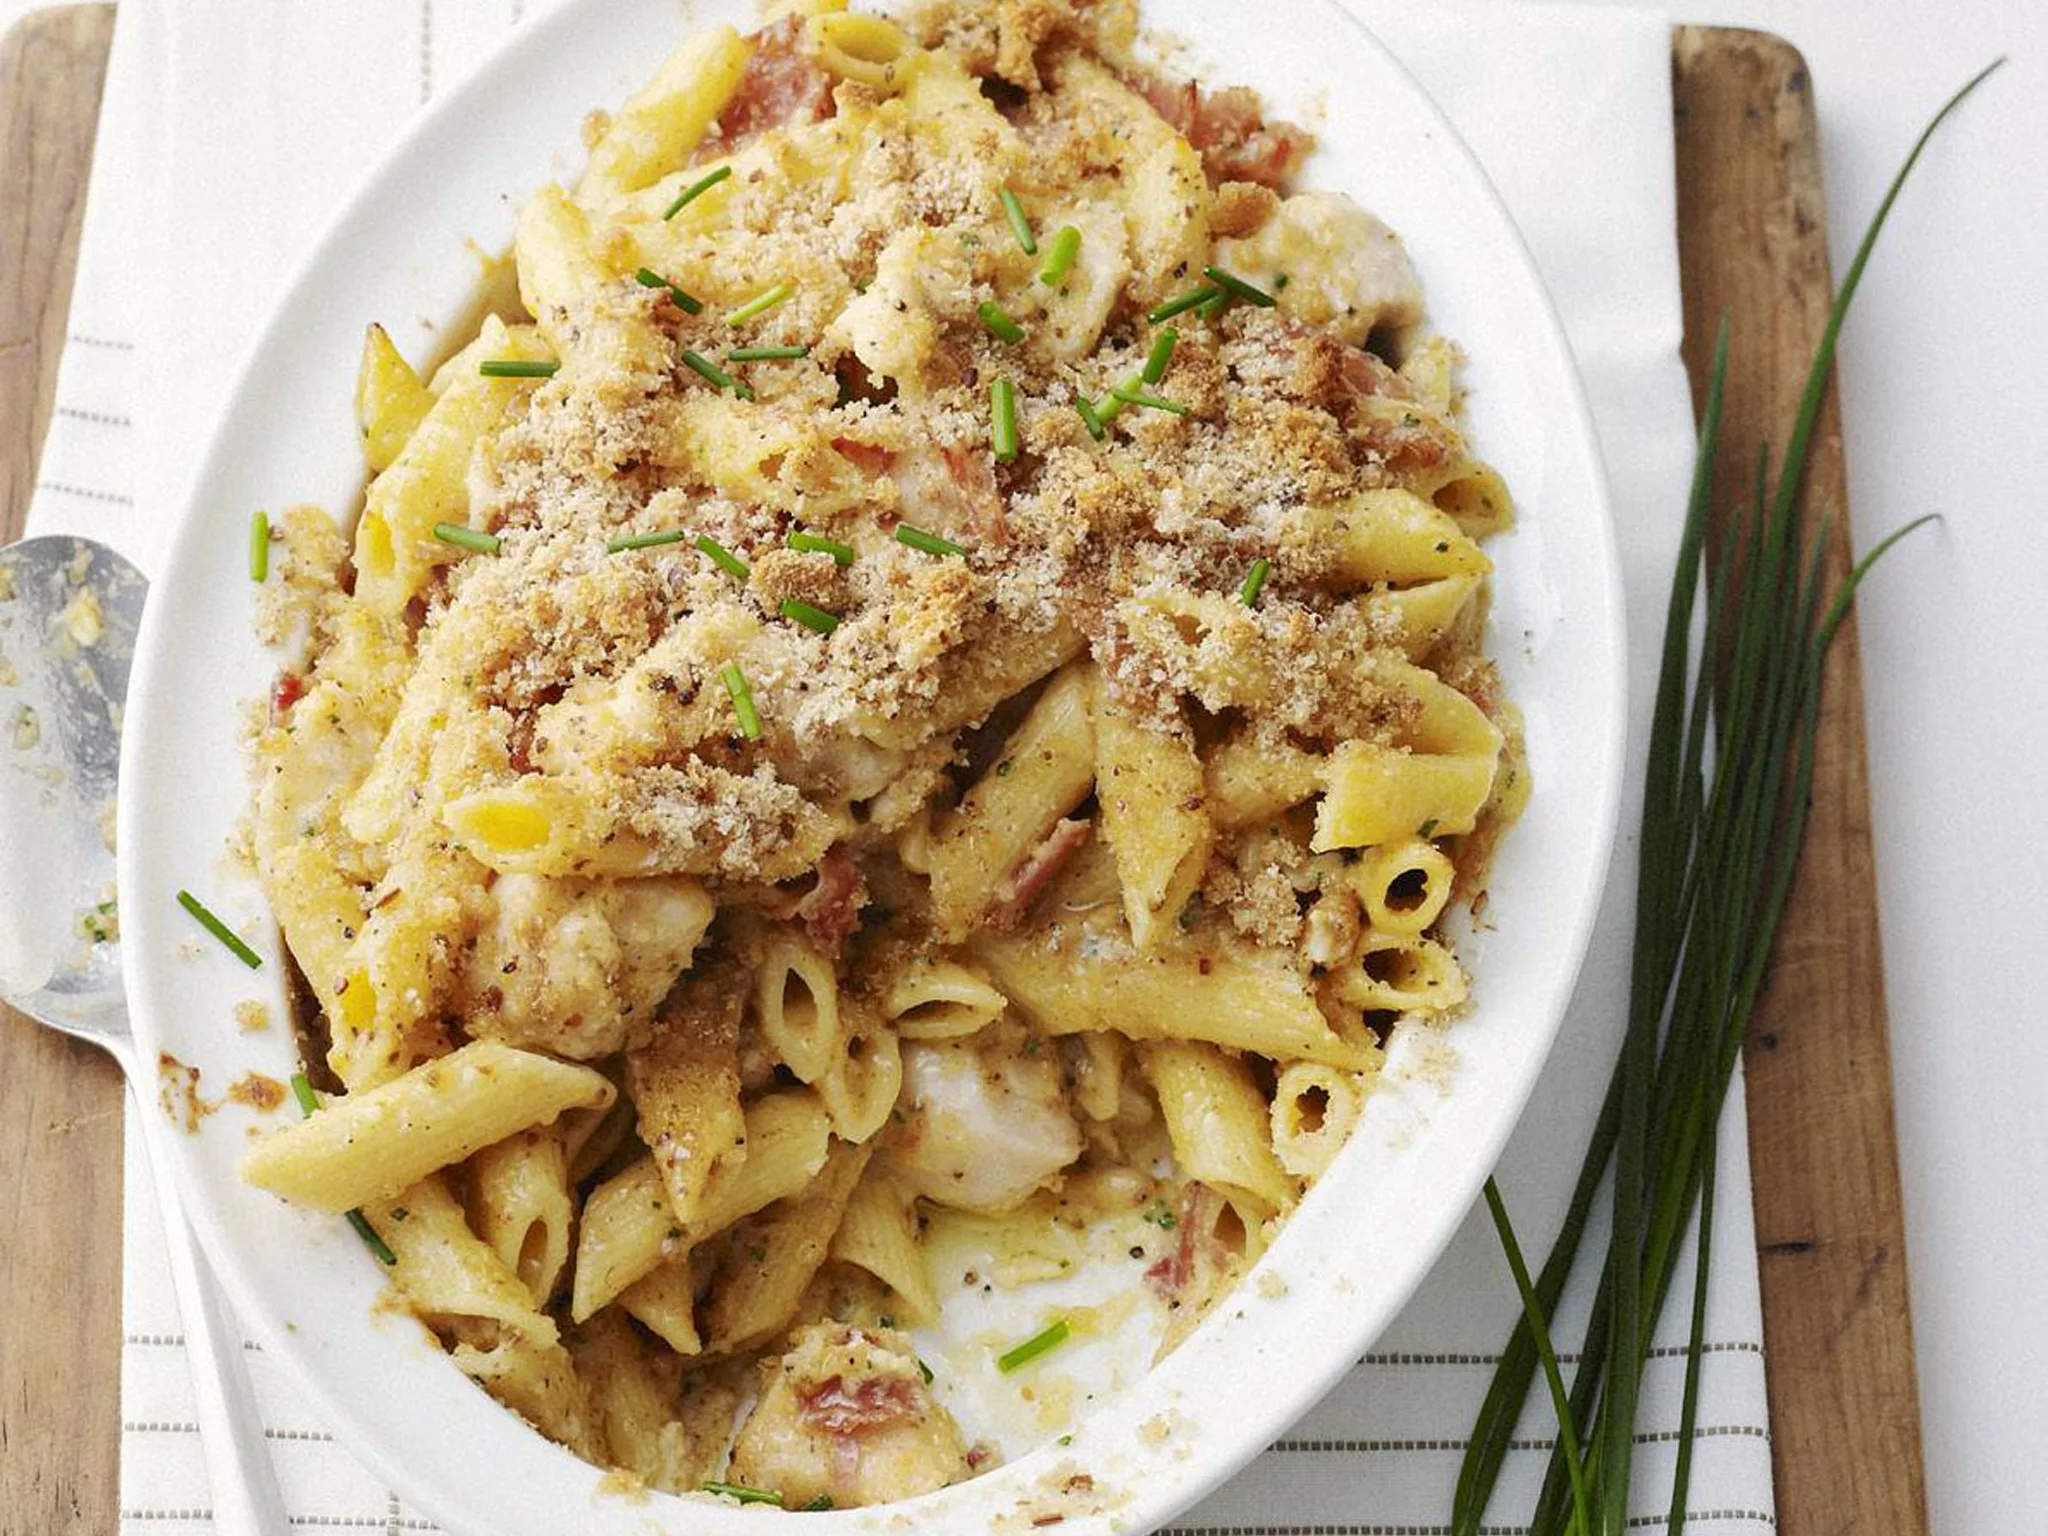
[727,1323,968,1509]
[882,1025,1082,1212]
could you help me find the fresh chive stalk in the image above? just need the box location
[1197,288,1230,321]
[662,164,732,221]
[991,377,1019,462]
[1238,558,1272,608]
[288,1071,398,1266]
[696,535,750,580]
[701,1482,782,1507]
[787,530,855,566]
[680,349,754,400]
[634,266,703,314]
[725,281,793,325]
[606,529,689,554]
[477,358,558,378]
[1453,62,2000,1536]
[1074,395,1108,441]
[720,663,762,740]
[978,301,1027,344]
[432,522,501,555]
[779,599,841,635]
[249,511,270,582]
[1202,264,1276,307]
[1110,382,1189,416]
[999,186,1037,254]
[728,344,810,362]
[1038,225,1082,287]
[1147,284,1221,324]
[895,525,967,557]
[997,1318,1070,1373]
[802,1495,836,1511]
[1142,327,1179,385]
[177,889,261,968]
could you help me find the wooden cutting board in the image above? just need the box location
[0,11,1927,1535]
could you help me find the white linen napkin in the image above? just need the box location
[19,1,1775,1530]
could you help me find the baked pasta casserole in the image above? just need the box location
[239,0,1526,1510]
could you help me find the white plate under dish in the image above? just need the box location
[117,1,1625,1531]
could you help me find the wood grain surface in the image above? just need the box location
[0,13,1928,1536]
[1673,27,1931,1536]
[0,11,125,1536]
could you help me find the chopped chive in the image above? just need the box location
[1239,557,1272,608]
[787,530,855,566]
[991,377,1019,462]
[432,522,502,555]
[917,1357,935,1384]
[695,535,750,580]
[997,1318,1070,1373]
[728,344,810,362]
[725,281,793,326]
[1274,272,1292,290]
[662,164,732,221]
[634,266,704,314]
[977,301,1027,344]
[606,529,689,554]
[779,599,841,635]
[1148,284,1222,324]
[177,889,263,968]
[895,524,967,557]
[1197,289,1231,321]
[1074,396,1107,441]
[288,1071,320,1116]
[701,1482,783,1507]
[680,349,754,400]
[1111,381,1189,416]
[477,358,558,378]
[999,186,1037,254]
[249,511,270,582]
[1038,225,1082,287]
[720,663,762,740]
[1142,327,1179,385]
[1202,264,1277,307]
[1418,817,1440,839]
[346,1211,399,1266]
[1096,385,1134,426]
[802,1494,836,1511]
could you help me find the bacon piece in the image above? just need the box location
[270,671,307,716]
[698,17,835,161]
[832,437,896,478]
[988,817,1092,932]
[798,1374,918,1436]
[940,444,1008,545]
[1139,74,1308,190]
[796,846,868,955]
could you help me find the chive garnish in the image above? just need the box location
[728,344,811,362]
[1452,62,2002,1536]
[1038,225,1082,287]
[917,1357,935,1385]
[1142,327,1179,385]
[999,186,1037,254]
[634,266,703,314]
[288,1072,398,1266]
[997,1318,1070,1373]
[802,1494,836,1511]
[1110,382,1189,416]
[662,164,732,221]
[1202,264,1276,308]
[787,530,855,566]
[432,522,501,555]
[1274,273,1292,290]
[978,301,1027,344]
[779,599,841,635]
[720,663,762,740]
[725,282,793,325]
[249,511,270,583]
[1197,289,1231,321]
[1095,386,1133,427]
[701,1482,783,1507]
[991,377,1019,462]
[1074,396,1107,441]
[695,535,750,580]
[606,529,689,554]
[1147,284,1221,324]
[477,358,558,378]
[1239,557,1272,608]
[895,524,967,557]
[680,349,755,400]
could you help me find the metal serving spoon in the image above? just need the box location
[0,535,287,1534]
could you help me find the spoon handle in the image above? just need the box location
[133,1086,292,1534]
